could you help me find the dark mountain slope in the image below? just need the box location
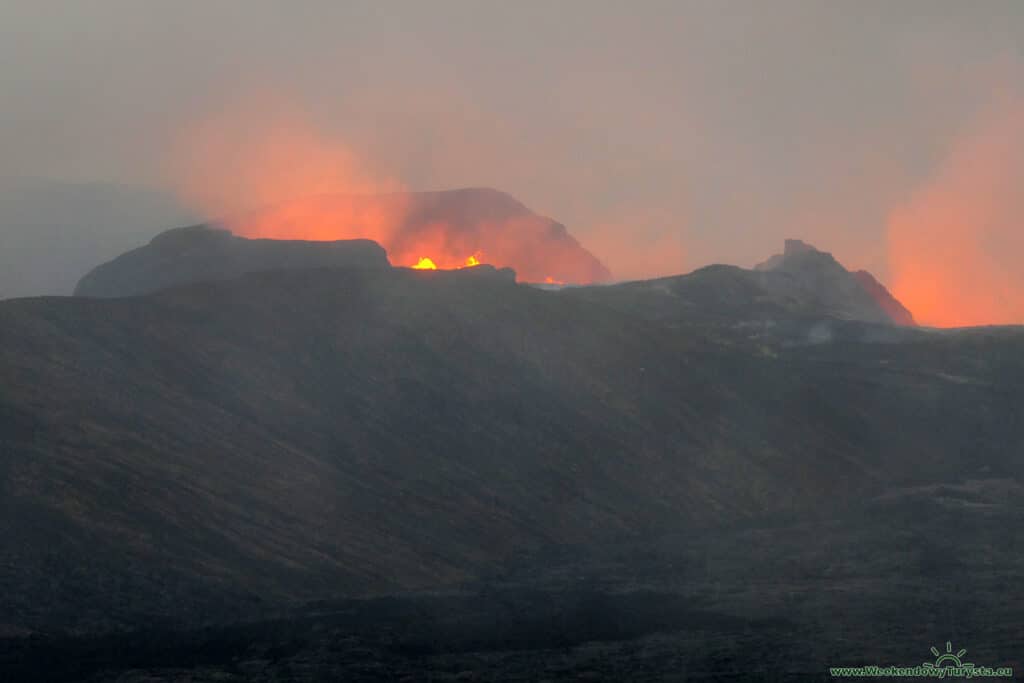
[753,238,914,325]
[851,268,916,326]
[74,225,388,298]
[561,239,917,346]
[1,267,1022,637]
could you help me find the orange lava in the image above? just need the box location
[410,253,483,271]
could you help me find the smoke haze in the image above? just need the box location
[2,1,1023,320]
[888,90,1024,327]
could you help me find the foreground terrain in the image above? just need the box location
[2,248,1022,680]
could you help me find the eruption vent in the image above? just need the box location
[229,188,613,284]
[168,96,611,284]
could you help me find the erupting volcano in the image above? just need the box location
[225,188,612,284]
[411,253,483,271]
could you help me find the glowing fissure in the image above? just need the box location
[411,253,483,271]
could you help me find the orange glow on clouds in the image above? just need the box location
[167,94,612,284]
[887,95,1024,327]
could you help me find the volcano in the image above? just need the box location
[228,187,613,284]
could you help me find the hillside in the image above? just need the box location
[562,239,917,347]
[74,225,389,298]
[2,266,1022,649]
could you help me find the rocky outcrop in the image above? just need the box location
[74,225,389,298]
[754,239,915,325]
[851,269,916,326]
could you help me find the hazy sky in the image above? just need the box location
[2,1,1023,311]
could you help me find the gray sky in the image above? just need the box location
[2,0,1023,305]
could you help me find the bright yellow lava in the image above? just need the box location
[411,253,484,270]
[412,257,438,270]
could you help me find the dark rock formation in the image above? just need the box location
[852,269,916,326]
[753,239,914,325]
[74,225,389,298]
[561,240,917,348]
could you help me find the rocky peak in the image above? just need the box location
[754,239,915,326]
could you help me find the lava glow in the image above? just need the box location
[412,257,438,270]
[887,96,1024,327]
[211,192,614,284]
[411,253,484,271]
[168,95,613,285]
